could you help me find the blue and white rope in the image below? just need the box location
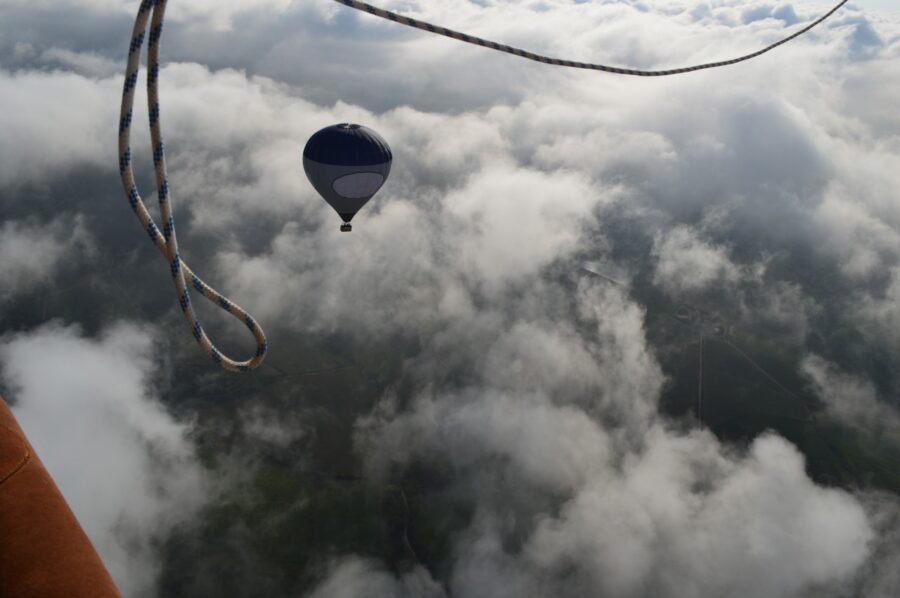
[333,0,848,76]
[118,0,267,372]
[119,0,846,372]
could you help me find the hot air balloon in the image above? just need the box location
[303,123,392,232]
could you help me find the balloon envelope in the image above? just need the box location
[303,124,392,229]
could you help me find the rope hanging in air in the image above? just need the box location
[333,0,849,76]
[118,0,267,372]
[118,0,847,373]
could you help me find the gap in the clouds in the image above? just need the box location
[564,200,900,497]
[0,169,185,335]
[153,328,441,596]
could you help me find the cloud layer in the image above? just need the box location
[0,1,898,597]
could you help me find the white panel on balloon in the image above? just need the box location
[332,173,385,199]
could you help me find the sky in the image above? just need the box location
[1,1,899,597]
[835,1,897,12]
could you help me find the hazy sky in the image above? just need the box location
[834,0,898,12]
[1,1,899,597]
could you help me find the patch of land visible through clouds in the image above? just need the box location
[0,1,899,597]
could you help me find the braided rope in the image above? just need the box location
[117,0,845,372]
[333,0,848,76]
[118,0,267,372]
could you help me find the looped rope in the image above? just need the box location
[118,0,267,372]
[118,0,846,372]
[333,0,848,76]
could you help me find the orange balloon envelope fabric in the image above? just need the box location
[0,396,121,598]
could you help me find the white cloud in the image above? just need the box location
[7,42,121,78]
[0,69,119,186]
[0,322,206,597]
[653,225,741,294]
[853,491,900,598]
[364,396,875,598]
[351,276,876,597]
[239,402,311,449]
[2,1,900,596]
[0,216,93,299]
[802,354,900,435]
[308,557,445,598]
[0,0,298,31]
[854,267,900,361]
[443,165,599,290]
[524,432,871,598]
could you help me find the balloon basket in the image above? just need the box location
[340,223,352,232]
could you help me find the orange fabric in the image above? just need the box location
[0,396,121,598]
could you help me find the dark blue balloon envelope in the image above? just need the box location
[303,124,392,231]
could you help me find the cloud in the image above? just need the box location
[523,432,871,598]
[802,354,900,435]
[0,216,93,300]
[443,166,599,289]
[308,558,445,598]
[852,491,900,598]
[853,267,900,364]
[742,3,800,26]
[0,68,120,187]
[0,0,296,32]
[210,114,605,336]
[1,1,899,596]
[652,225,741,294]
[239,402,312,450]
[0,322,206,597]
[6,42,121,78]
[351,277,875,597]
